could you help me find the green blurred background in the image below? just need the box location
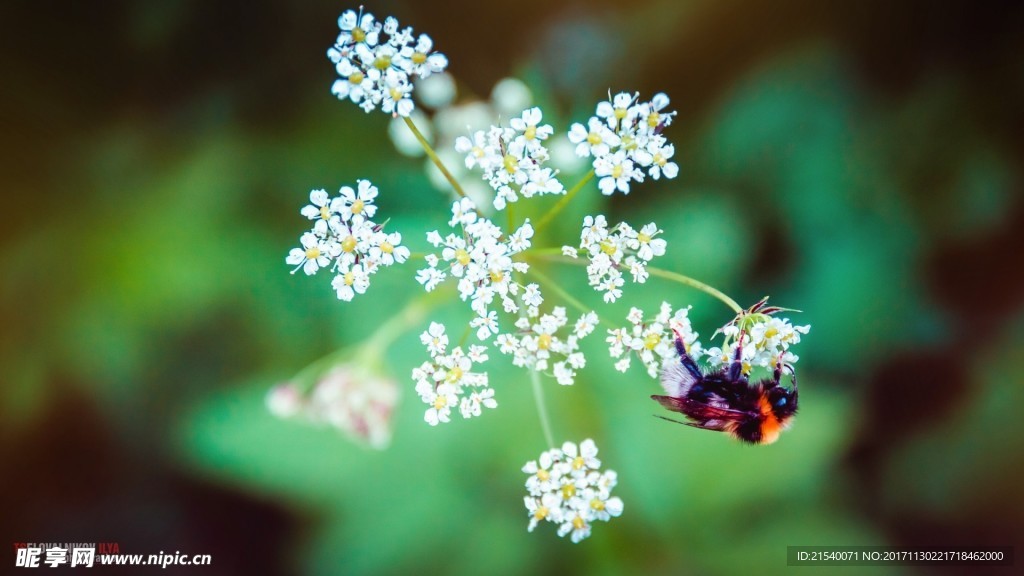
[2,1,1023,574]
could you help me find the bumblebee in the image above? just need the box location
[652,329,798,445]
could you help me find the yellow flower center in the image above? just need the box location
[352,27,366,43]
[348,71,365,85]
[503,154,518,173]
[644,333,661,350]
[343,271,355,286]
[534,506,549,520]
[647,112,660,127]
[590,499,605,511]
[621,135,637,150]
[455,249,471,266]
[433,395,447,410]
[472,146,485,158]
[320,206,331,220]
[572,456,585,470]
[614,107,627,120]
[351,199,365,215]
[304,247,321,260]
[489,269,504,283]
[572,515,586,530]
[764,327,779,339]
[611,165,623,179]
[389,87,403,101]
[446,366,464,383]
[341,236,357,253]
[561,484,576,499]
[654,153,667,166]
[536,469,550,481]
[538,333,552,350]
[599,240,617,256]
[638,232,651,244]
[381,241,394,254]
[373,55,392,70]
[412,51,427,65]
[524,125,536,140]
[586,132,602,146]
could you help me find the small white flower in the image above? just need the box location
[420,322,449,357]
[568,117,620,159]
[331,264,370,301]
[300,188,339,236]
[595,151,643,195]
[287,232,334,276]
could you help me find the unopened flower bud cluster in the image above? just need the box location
[266,366,398,449]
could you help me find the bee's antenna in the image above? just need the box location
[653,414,689,426]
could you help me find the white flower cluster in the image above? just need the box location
[563,215,667,303]
[455,107,565,210]
[327,9,448,117]
[496,307,598,385]
[287,182,410,301]
[417,198,534,336]
[607,303,702,378]
[412,323,495,425]
[522,440,623,543]
[265,366,398,449]
[706,316,811,374]
[568,91,679,195]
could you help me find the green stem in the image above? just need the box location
[644,265,743,314]
[403,116,466,198]
[531,253,743,314]
[529,367,556,450]
[533,169,595,234]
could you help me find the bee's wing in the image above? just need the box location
[651,395,755,429]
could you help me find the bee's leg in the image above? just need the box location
[766,356,784,389]
[727,331,746,383]
[672,328,703,382]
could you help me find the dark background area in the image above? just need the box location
[2,1,1023,574]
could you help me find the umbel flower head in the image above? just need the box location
[286,181,409,301]
[522,439,623,543]
[327,8,448,116]
[412,322,495,424]
[454,107,564,210]
[416,197,534,331]
[563,215,667,303]
[568,91,679,195]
